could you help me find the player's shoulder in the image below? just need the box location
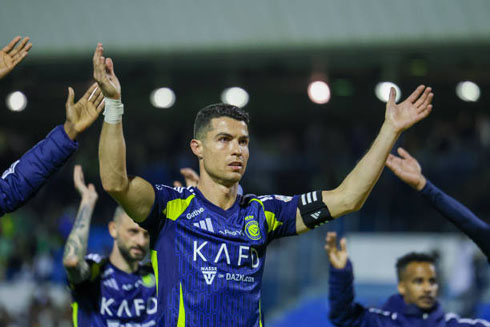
[84,253,109,281]
[154,184,196,199]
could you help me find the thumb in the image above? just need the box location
[106,58,115,76]
[388,87,396,105]
[66,87,75,107]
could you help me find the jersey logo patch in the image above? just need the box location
[201,267,217,285]
[311,211,321,219]
[193,218,215,232]
[244,216,261,241]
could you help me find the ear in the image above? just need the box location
[108,221,117,239]
[190,139,203,159]
[397,281,406,296]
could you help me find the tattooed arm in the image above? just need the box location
[63,165,98,284]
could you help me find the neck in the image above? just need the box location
[109,244,139,274]
[197,170,239,210]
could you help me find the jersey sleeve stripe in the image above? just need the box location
[151,250,159,296]
[163,194,195,220]
[265,211,284,234]
[71,302,79,327]
[178,282,186,327]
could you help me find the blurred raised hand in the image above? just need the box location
[325,232,348,269]
[92,43,121,99]
[386,147,426,191]
[173,168,200,188]
[64,83,105,140]
[73,165,98,204]
[0,36,32,79]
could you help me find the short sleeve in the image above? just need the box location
[259,194,300,241]
[138,184,174,242]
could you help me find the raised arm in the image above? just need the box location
[63,165,97,284]
[296,86,433,233]
[94,43,154,222]
[386,147,490,259]
[0,36,32,79]
[0,83,103,216]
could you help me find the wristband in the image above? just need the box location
[103,98,124,124]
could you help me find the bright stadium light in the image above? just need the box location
[6,91,27,112]
[375,82,401,103]
[307,80,331,104]
[456,81,480,102]
[150,87,176,109]
[221,87,249,108]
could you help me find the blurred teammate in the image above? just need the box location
[386,147,490,260]
[325,232,490,326]
[94,41,433,326]
[63,165,157,326]
[0,36,104,217]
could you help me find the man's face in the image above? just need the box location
[398,261,438,310]
[113,214,150,263]
[199,117,249,185]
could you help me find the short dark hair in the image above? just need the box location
[395,252,435,281]
[193,103,250,139]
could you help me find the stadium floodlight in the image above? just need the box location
[221,87,249,108]
[375,82,401,103]
[150,87,176,109]
[6,91,27,112]
[307,80,331,104]
[456,81,480,102]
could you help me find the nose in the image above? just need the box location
[231,139,242,156]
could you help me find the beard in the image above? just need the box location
[117,239,146,264]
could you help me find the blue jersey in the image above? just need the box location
[70,253,158,327]
[140,185,299,327]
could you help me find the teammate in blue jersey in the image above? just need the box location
[325,232,490,327]
[0,36,105,217]
[94,41,434,326]
[386,147,490,260]
[63,165,157,327]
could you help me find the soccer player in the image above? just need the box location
[0,37,104,217]
[63,165,157,326]
[386,147,490,260]
[325,232,490,326]
[94,41,433,326]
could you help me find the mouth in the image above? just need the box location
[228,161,243,171]
[419,296,434,303]
[131,247,145,256]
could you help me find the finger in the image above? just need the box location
[93,43,103,63]
[106,58,115,76]
[83,83,98,101]
[173,181,183,187]
[73,165,81,184]
[417,93,434,113]
[2,36,21,53]
[66,87,75,107]
[12,50,29,66]
[326,232,337,249]
[386,154,402,171]
[340,238,347,252]
[414,87,431,108]
[416,105,432,121]
[9,37,30,56]
[96,99,105,114]
[397,147,414,161]
[387,87,396,105]
[93,89,104,108]
[406,85,425,103]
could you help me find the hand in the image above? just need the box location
[92,43,121,100]
[324,232,348,269]
[385,85,433,133]
[0,36,32,79]
[64,83,105,140]
[386,147,426,191]
[173,168,200,188]
[73,165,98,203]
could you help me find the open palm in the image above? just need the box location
[325,232,348,269]
[386,147,426,191]
[385,85,433,133]
[65,83,104,138]
[0,36,32,79]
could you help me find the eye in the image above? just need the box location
[239,138,249,145]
